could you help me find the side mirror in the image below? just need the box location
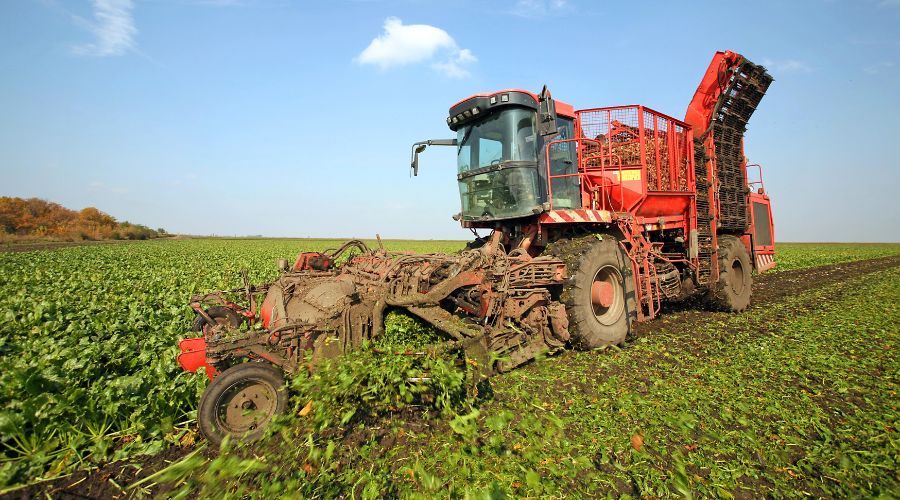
[538,85,558,137]
[409,139,458,176]
[411,144,427,176]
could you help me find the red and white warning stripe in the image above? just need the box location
[539,209,613,224]
[755,253,776,273]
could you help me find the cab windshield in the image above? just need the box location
[456,108,540,220]
[456,107,537,172]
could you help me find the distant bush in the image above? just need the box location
[0,197,166,241]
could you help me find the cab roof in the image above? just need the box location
[447,89,575,131]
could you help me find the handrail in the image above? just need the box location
[544,137,627,212]
[746,163,766,193]
[631,107,648,213]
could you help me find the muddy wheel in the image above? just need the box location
[706,235,752,312]
[191,306,241,334]
[547,235,636,349]
[198,363,288,447]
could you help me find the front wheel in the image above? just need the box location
[548,235,636,349]
[198,363,288,446]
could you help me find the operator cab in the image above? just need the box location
[448,90,578,222]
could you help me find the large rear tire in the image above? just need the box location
[706,235,753,312]
[198,363,288,447]
[547,235,636,349]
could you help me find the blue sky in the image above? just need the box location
[1,0,898,241]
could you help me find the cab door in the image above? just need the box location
[547,117,581,209]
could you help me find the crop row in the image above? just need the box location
[0,239,896,489]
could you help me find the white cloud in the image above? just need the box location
[761,58,813,74]
[71,0,136,57]
[432,48,477,78]
[356,17,476,78]
[864,61,896,74]
[511,0,570,18]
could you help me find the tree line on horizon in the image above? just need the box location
[0,197,166,242]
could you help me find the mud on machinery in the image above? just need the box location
[178,50,776,445]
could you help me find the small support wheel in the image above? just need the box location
[191,306,241,334]
[706,235,753,312]
[198,363,288,446]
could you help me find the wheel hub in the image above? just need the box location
[591,281,615,308]
[590,264,625,325]
[219,382,277,433]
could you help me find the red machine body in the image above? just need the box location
[177,337,217,379]
[447,50,774,322]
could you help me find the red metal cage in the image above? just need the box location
[551,105,695,220]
